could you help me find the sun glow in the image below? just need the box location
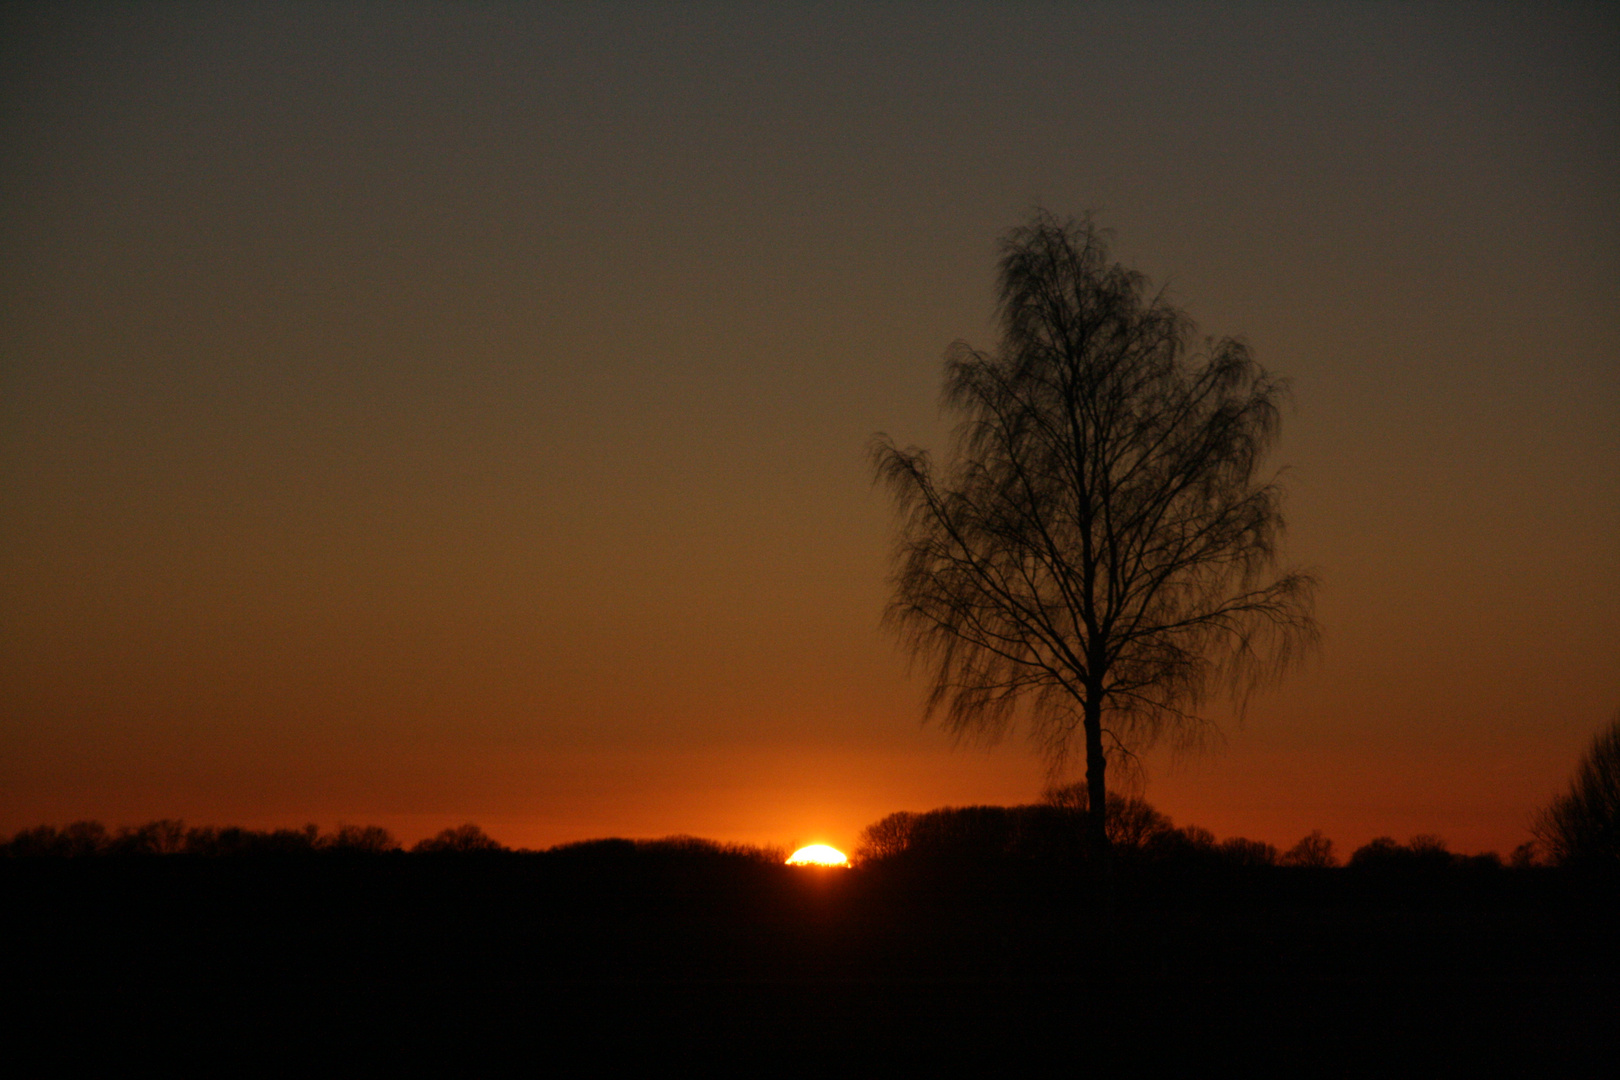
[785,844,848,867]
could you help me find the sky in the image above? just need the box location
[2,2,1616,857]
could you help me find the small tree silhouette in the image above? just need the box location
[1218,837,1279,867]
[1041,783,1173,852]
[1281,830,1337,868]
[854,812,918,863]
[322,824,400,854]
[413,824,504,854]
[109,820,188,855]
[1348,835,1458,870]
[1533,710,1620,866]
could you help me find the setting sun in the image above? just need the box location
[785,845,849,867]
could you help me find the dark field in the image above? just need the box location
[5,853,1616,1072]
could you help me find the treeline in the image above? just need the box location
[0,820,499,857]
[855,789,1541,871]
[0,820,793,863]
[0,802,1561,870]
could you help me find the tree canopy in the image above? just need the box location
[872,211,1317,848]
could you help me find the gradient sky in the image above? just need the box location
[3,2,1616,856]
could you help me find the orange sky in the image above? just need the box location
[3,3,1616,857]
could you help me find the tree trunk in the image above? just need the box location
[1083,694,1108,856]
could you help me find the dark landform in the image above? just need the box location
[4,819,1616,1072]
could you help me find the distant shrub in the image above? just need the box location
[549,837,639,859]
[905,805,1023,860]
[1218,837,1279,867]
[1142,824,1218,863]
[1281,830,1338,868]
[3,820,416,857]
[1407,834,1449,858]
[1509,841,1541,869]
[1181,825,1217,849]
[1040,784,1175,852]
[1107,797,1175,852]
[544,836,783,865]
[1348,835,1459,870]
[854,812,917,864]
[322,824,400,854]
[7,825,68,857]
[3,821,111,857]
[182,825,315,856]
[1348,836,1401,867]
[108,820,188,856]
[853,797,1295,868]
[413,824,504,854]
[636,835,770,860]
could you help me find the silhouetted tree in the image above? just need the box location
[1348,835,1458,871]
[5,825,68,856]
[1406,834,1455,867]
[5,821,111,856]
[872,211,1318,852]
[1281,830,1337,868]
[321,824,400,854]
[262,825,322,854]
[1533,710,1620,866]
[854,812,918,863]
[905,806,1023,860]
[413,823,504,854]
[640,836,785,864]
[855,805,1089,863]
[1147,824,1218,862]
[108,820,188,855]
[1348,836,1403,868]
[1041,783,1173,852]
[1218,837,1279,867]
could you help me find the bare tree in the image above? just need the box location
[1533,710,1620,866]
[872,211,1318,852]
[854,811,918,864]
[412,823,504,854]
[1281,830,1338,868]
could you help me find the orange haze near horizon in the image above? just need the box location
[2,4,1616,859]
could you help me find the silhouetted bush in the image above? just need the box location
[322,824,400,854]
[854,811,917,863]
[107,820,188,855]
[7,824,76,857]
[1,821,111,857]
[1218,837,1279,867]
[853,797,1293,869]
[1281,830,1338,868]
[1041,784,1175,852]
[1349,835,1460,871]
[906,805,1027,860]
[637,835,785,864]
[544,835,784,866]
[1142,825,1218,865]
[548,837,639,859]
[412,823,504,854]
[2,820,498,858]
[180,825,322,856]
[860,804,1091,863]
[1533,710,1620,867]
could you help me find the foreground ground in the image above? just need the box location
[4,853,1615,1071]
